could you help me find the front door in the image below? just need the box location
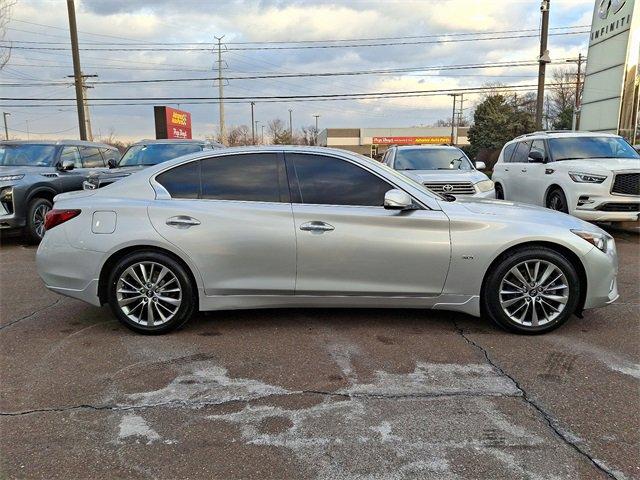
[520,140,548,206]
[506,140,532,203]
[148,152,296,296]
[286,152,451,296]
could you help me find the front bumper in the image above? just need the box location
[472,189,496,199]
[582,244,619,310]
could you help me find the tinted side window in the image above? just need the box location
[290,153,393,207]
[59,146,81,168]
[501,143,516,163]
[156,161,200,199]
[79,146,105,168]
[511,141,532,163]
[201,153,284,202]
[100,148,120,163]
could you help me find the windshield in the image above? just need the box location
[548,136,640,161]
[118,143,204,167]
[0,144,57,167]
[394,148,473,170]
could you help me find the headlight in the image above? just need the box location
[571,229,614,253]
[475,179,495,192]
[0,174,24,182]
[568,172,607,183]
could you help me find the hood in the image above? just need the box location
[0,165,56,177]
[555,158,640,173]
[400,169,488,184]
[453,196,598,231]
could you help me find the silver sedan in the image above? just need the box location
[36,146,619,335]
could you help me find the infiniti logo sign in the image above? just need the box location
[598,0,626,19]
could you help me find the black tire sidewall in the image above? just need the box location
[495,184,504,199]
[25,197,52,244]
[547,189,568,213]
[107,251,196,334]
[483,248,580,334]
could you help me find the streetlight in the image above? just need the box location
[261,125,265,144]
[2,112,10,140]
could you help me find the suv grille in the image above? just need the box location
[423,181,475,195]
[611,173,639,196]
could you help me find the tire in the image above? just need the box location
[482,247,580,334]
[25,197,52,244]
[495,183,505,200]
[107,251,196,334]
[546,188,569,213]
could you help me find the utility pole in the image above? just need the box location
[456,94,464,144]
[254,120,260,144]
[449,94,458,144]
[250,102,255,144]
[67,72,97,141]
[313,114,320,145]
[2,112,9,140]
[215,35,226,145]
[567,53,584,130]
[535,0,551,130]
[288,108,293,141]
[261,125,265,144]
[66,0,87,140]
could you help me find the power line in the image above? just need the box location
[1,31,589,51]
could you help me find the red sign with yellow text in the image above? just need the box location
[154,106,192,139]
[372,136,451,145]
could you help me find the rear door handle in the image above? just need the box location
[504,168,509,172]
[521,169,527,172]
[300,221,335,232]
[166,215,201,229]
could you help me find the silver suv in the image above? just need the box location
[0,140,120,242]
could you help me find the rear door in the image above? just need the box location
[148,152,296,296]
[287,152,450,296]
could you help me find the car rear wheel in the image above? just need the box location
[107,251,196,334]
[495,183,505,199]
[25,197,52,244]
[482,247,580,334]
[546,188,569,213]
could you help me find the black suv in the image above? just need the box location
[83,139,222,190]
[0,140,121,242]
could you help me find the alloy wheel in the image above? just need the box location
[549,193,565,211]
[498,259,569,327]
[33,203,51,238]
[116,261,182,327]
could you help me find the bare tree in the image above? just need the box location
[267,118,292,144]
[300,125,319,145]
[226,125,252,146]
[0,1,14,70]
[547,67,577,129]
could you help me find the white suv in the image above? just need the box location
[382,145,495,198]
[492,131,640,223]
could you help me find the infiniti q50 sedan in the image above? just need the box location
[36,146,619,335]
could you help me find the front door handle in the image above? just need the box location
[521,168,527,172]
[504,168,509,172]
[300,221,335,232]
[166,215,201,229]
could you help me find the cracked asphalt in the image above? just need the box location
[0,228,638,479]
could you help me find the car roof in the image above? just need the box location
[509,131,621,143]
[0,139,118,148]
[393,145,459,150]
[132,139,216,145]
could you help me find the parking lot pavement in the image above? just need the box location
[0,229,638,479]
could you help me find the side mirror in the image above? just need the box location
[384,189,414,210]
[107,158,117,168]
[528,150,545,163]
[475,161,486,170]
[57,160,75,171]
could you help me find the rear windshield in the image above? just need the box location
[548,136,640,161]
[0,144,57,167]
[118,143,204,167]
[394,148,473,170]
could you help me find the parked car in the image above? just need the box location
[37,146,618,335]
[0,140,121,242]
[382,145,495,198]
[492,131,640,223]
[82,139,222,190]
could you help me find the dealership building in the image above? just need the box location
[580,0,638,142]
[318,127,469,156]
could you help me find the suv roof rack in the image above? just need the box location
[514,130,595,140]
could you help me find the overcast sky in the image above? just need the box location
[1,0,595,141]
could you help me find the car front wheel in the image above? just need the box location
[546,188,569,213]
[482,247,580,334]
[107,251,196,334]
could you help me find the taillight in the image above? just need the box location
[44,209,81,231]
